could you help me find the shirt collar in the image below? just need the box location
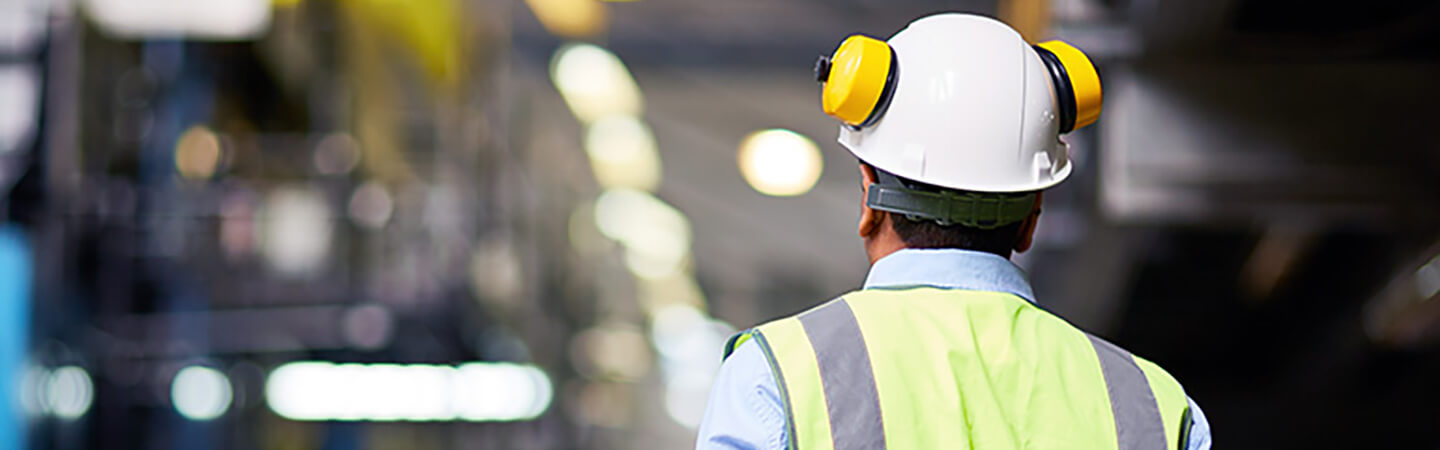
[862,248,1037,303]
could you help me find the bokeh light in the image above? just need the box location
[265,362,553,422]
[522,0,608,38]
[260,187,332,275]
[585,115,661,192]
[83,0,273,39]
[737,129,823,197]
[550,43,642,124]
[45,366,93,420]
[171,365,233,421]
[347,181,394,230]
[594,189,692,280]
[174,125,222,180]
[313,133,361,175]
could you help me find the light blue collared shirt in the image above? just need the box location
[696,248,1212,450]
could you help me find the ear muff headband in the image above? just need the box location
[1034,40,1103,132]
[816,35,898,128]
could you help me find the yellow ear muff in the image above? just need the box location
[1034,40,1102,132]
[815,35,897,128]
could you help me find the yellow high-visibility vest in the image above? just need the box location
[724,287,1192,450]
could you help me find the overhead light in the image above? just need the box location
[551,43,642,124]
[737,129,824,197]
[453,363,553,422]
[81,0,272,40]
[174,125,223,180]
[45,366,93,420]
[260,187,333,276]
[265,362,552,422]
[267,362,449,421]
[171,366,233,421]
[594,189,691,280]
[585,115,661,192]
[523,0,607,38]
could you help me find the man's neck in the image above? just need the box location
[864,236,908,265]
[869,245,1012,265]
[864,217,1014,265]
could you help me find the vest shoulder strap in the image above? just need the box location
[1132,353,1194,449]
[722,329,755,360]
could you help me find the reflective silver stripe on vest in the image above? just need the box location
[798,299,886,450]
[1087,334,1168,450]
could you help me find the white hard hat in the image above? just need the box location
[814,13,1103,194]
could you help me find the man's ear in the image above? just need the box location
[1013,192,1044,253]
[859,164,883,239]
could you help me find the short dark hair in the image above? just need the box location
[887,213,1025,257]
[865,163,1031,257]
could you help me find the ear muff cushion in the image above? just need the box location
[1033,45,1078,133]
[820,35,896,127]
[1036,40,1103,131]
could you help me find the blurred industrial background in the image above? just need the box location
[0,0,1438,448]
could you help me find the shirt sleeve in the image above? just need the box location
[695,339,789,450]
[1186,396,1212,450]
